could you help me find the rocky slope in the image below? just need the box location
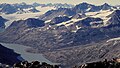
[0,9,120,49]
[1,10,119,49]
[44,39,120,68]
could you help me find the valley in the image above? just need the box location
[0,2,120,68]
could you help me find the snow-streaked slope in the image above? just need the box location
[56,10,113,27]
[107,37,120,42]
[53,10,115,33]
[56,18,86,27]
[86,10,113,26]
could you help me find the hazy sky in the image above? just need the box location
[0,0,120,5]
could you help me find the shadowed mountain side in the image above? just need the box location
[0,16,8,28]
[0,44,22,65]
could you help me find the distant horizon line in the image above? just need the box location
[0,2,118,6]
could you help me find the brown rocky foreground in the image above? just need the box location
[73,58,120,68]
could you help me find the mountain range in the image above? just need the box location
[32,2,74,8]
[39,2,119,21]
[0,3,39,14]
[0,2,74,14]
[0,2,120,68]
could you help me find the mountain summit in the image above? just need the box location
[100,3,112,10]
